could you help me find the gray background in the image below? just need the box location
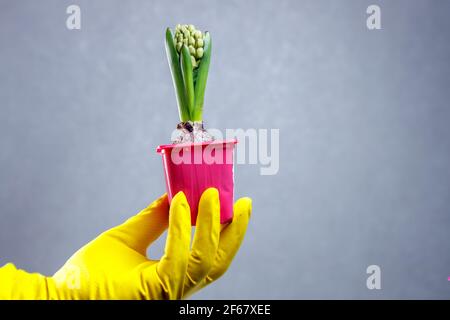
[0,0,449,299]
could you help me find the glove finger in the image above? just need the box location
[156,191,191,299]
[204,197,252,285]
[104,194,169,255]
[184,188,220,292]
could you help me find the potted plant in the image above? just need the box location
[156,25,237,225]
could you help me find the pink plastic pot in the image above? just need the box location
[156,139,237,225]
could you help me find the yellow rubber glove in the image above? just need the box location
[0,188,252,299]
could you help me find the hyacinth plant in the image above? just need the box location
[165,24,211,124]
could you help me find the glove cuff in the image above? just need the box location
[0,263,58,299]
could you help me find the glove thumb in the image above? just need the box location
[104,194,169,255]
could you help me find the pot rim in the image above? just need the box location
[156,139,237,153]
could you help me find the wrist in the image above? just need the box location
[0,263,59,300]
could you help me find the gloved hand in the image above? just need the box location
[0,188,252,299]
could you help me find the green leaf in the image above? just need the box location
[165,28,190,122]
[193,67,199,87]
[192,32,211,121]
[180,45,195,118]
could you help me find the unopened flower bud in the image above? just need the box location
[196,47,204,59]
[191,55,197,68]
[173,24,207,69]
